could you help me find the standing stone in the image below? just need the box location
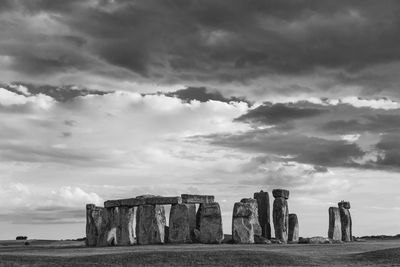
[254,190,271,239]
[338,201,351,209]
[328,207,342,241]
[339,207,352,242]
[136,205,166,245]
[288,213,299,242]
[86,204,104,247]
[197,202,223,244]
[169,203,195,243]
[97,207,120,246]
[118,206,135,246]
[232,198,262,243]
[272,189,289,243]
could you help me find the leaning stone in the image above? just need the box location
[339,207,352,242]
[136,205,166,245]
[197,202,223,244]
[338,201,351,209]
[288,213,299,242]
[254,190,271,239]
[169,204,193,243]
[273,197,289,243]
[181,194,214,204]
[272,189,290,199]
[328,207,342,241]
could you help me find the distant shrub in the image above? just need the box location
[24,241,30,245]
[16,236,27,240]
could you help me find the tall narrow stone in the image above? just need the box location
[197,202,223,244]
[86,204,104,247]
[232,198,262,243]
[169,203,195,243]
[288,213,299,242]
[254,190,271,239]
[328,207,342,241]
[118,206,135,245]
[136,205,166,245]
[97,207,120,246]
[272,189,289,243]
[339,207,352,242]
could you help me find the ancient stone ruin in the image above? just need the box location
[328,201,353,242]
[86,194,220,246]
[272,189,290,243]
[288,213,299,243]
[254,190,271,239]
[232,198,262,244]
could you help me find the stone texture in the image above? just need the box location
[181,194,214,204]
[86,204,104,247]
[254,190,271,239]
[339,207,352,242]
[273,197,289,243]
[299,236,332,244]
[197,202,223,244]
[96,207,120,246]
[136,205,166,245]
[272,189,290,199]
[232,199,262,244]
[338,201,351,209]
[117,206,135,246]
[328,207,342,241]
[104,196,181,208]
[169,203,194,243]
[288,213,299,242]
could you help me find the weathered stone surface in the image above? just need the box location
[273,197,289,243]
[197,202,223,244]
[181,194,214,204]
[169,204,193,243]
[117,206,135,246]
[272,189,290,199]
[254,190,271,239]
[231,198,262,244]
[328,207,342,241]
[136,205,166,245]
[340,207,352,242]
[104,196,181,208]
[187,204,197,241]
[299,236,331,244]
[254,235,271,244]
[338,201,351,209]
[95,207,120,246]
[288,213,299,242]
[86,204,103,247]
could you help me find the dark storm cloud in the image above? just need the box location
[2,0,400,83]
[236,102,327,124]
[164,87,249,104]
[200,130,365,167]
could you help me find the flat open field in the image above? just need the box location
[1,239,400,266]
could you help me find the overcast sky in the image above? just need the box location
[1,0,400,239]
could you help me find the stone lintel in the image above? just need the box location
[181,194,215,204]
[104,196,182,208]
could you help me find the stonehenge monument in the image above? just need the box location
[232,198,262,243]
[327,201,353,242]
[272,189,289,243]
[254,190,271,239]
[288,213,299,242]
[86,194,222,246]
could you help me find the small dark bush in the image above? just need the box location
[16,236,27,240]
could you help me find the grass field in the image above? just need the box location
[0,239,400,266]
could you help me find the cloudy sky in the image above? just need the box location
[1,0,400,239]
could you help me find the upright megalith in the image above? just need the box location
[232,198,262,243]
[136,205,166,245]
[328,207,342,241]
[338,201,352,242]
[272,189,289,243]
[169,203,196,243]
[118,206,135,246]
[254,190,271,239]
[86,204,104,247]
[197,202,223,244]
[288,213,299,242]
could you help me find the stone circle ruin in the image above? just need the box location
[86,190,353,246]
